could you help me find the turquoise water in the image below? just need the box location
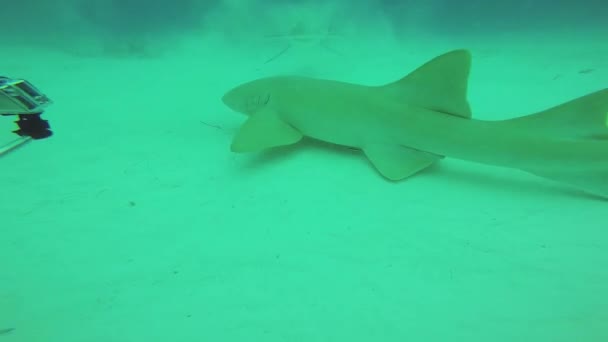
[1,1,607,341]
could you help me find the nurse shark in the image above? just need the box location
[222,49,608,198]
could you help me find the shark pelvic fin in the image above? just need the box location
[363,144,443,181]
[231,108,303,152]
[384,49,472,119]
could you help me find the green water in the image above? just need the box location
[1,1,607,341]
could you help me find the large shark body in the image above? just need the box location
[222,50,608,198]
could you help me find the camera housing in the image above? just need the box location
[1,77,53,140]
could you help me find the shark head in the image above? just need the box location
[222,79,273,115]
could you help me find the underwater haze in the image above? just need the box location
[1,0,607,341]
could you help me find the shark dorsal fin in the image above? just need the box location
[383,49,473,119]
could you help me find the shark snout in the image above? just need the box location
[221,88,241,112]
[222,79,275,115]
[221,90,233,107]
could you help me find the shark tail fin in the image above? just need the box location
[508,89,608,198]
[504,89,608,140]
[383,49,473,119]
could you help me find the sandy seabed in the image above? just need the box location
[1,28,607,342]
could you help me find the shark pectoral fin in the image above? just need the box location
[231,109,303,153]
[363,144,443,181]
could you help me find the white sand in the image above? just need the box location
[1,19,607,342]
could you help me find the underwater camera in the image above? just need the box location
[0,76,53,155]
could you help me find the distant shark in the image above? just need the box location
[222,49,608,198]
